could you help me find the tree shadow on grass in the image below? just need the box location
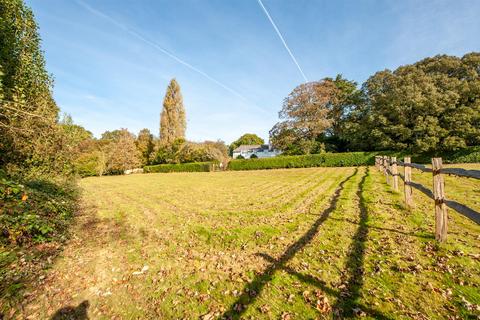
[331,166,371,317]
[50,300,89,320]
[222,167,393,319]
[327,217,434,240]
[222,168,360,318]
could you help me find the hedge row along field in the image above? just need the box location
[227,147,480,171]
[140,147,480,174]
[227,152,377,171]
[144,162,216,173]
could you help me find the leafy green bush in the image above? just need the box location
[0,173,77,245]
[444,146,480,163]
[74,151,105,177]
[144,162,216,173]
[228,152,378,171]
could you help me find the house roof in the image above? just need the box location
[233,144,264,152]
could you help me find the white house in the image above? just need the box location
[232,144,281,159]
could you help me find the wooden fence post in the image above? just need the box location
[432,158,447,242]
[384,156,390,184]
[391,157,398,191]
[404,157,413,208]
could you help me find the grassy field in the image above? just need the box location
[16,166,480,319]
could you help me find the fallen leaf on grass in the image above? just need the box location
[132,265,149,276]
[201,311,216,320]
[352,307,366,317]
[233,303,244,312]
[303,290,331,313]
[287,293,295,303]
[460,296,480,312]
[259,304,270,313]
[315,291,331,313]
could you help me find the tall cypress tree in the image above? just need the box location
[159,79,186,145]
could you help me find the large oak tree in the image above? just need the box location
[270,75,357,154]
[344,53,480,153]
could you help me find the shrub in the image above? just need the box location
[176,141,228,164]
[228,152,377,171]
[443,146,480,163]
[144,162,216,173]
[152,139,228,165]
[105,129,141,174]
[74,151,107,177]
[0,173,77,245]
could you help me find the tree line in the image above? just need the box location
[0,0,228,179]
[70,79,229,176]
[270,53,480,155]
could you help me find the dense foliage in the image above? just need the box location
[144,161,216,173]
[0,0,78,248]
[271,53,480,155]
[345,53,480,153]
[136,128,155,166]
[228,152,377,170]
[270,75,358,154]
[0,171,77,245]
[73,128,156,177]
[0,0,72,175]
[153,138,228,165]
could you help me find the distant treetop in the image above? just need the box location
[229,133,265,155]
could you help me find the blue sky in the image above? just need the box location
[26,0,480,143]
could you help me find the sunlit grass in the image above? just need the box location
[19,166,480,319]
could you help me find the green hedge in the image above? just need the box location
[384,146,480,164]
[143,147,480,173]
[227,147,480,171]
[444,146,480,163]
[144,162,215,173]
[227,152,378,171]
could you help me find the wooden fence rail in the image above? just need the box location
[374,156,480,242]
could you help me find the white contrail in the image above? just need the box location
[76,0,268,114]
[257,0,308,83]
